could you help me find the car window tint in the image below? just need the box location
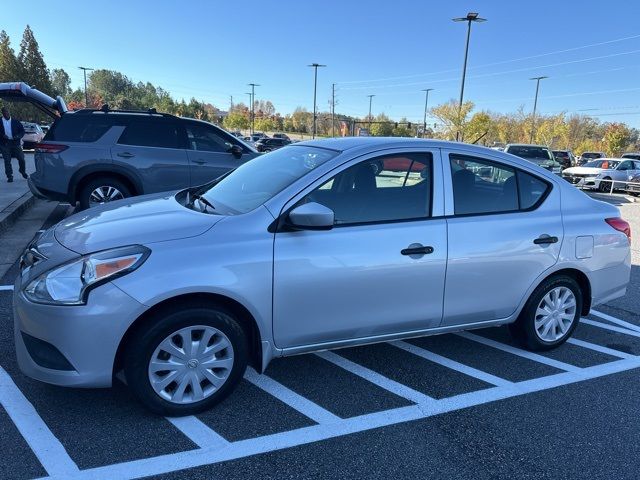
[517,171,550,210]
[450,154,518,215]
[118,120,180,149]
[186,123,230,152]
[45,115,114,142]
[302,153,432,225]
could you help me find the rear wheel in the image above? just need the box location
[78,176,132,210]
[124,303,248,416]
[508,275,582,351]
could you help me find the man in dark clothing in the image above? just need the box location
[1,107,27,182]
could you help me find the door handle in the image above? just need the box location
[533,235,558,245]
[117,152,135,158]
[401,245,434,256]
[192,158,207,165]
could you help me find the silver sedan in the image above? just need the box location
[594,159,640,192]
[14,138,631,415]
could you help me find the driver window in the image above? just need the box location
[186,123,232,153]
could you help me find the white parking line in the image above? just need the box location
[0,367,79,477]
[582,318,640,339]
[457,332,582,372]
[0,285,14,291]
[567,338,635,359]
[243,368,340,425]
[165,416,229,449]
[315,350,433,404]
[390,340,513,387]
[52,356,640,480]
[590,310,640,333]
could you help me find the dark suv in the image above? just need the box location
[0,82,258,208]
[254,137,291,152]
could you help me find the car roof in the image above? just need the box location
[505,143,550,148]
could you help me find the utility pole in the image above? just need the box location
[367,94,375,131]
[248,83,260,135]
[244,93,252,134]
[308,63,326,139]
[331,83,336,137]
[452,12,486,140]
[78,66,94,107]
[421,88,434,139]
[229,95,233,111]
[529,76,548,144]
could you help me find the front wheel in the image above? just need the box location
[508,275,582,351]
[598,178,613,193]
[124,304,248,416]
[78,177,132,210]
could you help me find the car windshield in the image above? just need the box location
[582,153,601,159]
[199,145,338,214]
[508,146,553,161]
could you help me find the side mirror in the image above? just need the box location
[287,202,334,230]
[229,144,243,158]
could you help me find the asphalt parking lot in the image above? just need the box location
[1,195,640,480]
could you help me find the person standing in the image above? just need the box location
[1,107,27,183]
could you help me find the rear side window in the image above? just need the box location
[118,120,181,149]
[450,154,550,215]
[45,115,113,143]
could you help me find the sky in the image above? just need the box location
[4,0,640,126]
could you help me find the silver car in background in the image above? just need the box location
[14,138,631,415]
[594,158,640,192]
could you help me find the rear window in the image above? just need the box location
[45,115,115,143]
[118,120,181,149]
[507,146,552,160]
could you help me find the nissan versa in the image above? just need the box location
[14,138,631,416]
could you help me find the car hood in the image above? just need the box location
[55,192,223,255]
[562,166,603,175]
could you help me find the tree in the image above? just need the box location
[430,100,474,140]
[50,68,71,97]
[224,110,249,130]
[291,107,312,133]
[370,113,393,136]
[603,123,631,156]
[0,30,20,83]
[17,25,51,94]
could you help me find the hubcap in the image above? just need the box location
[148,325,234,405]
[534,286,577,342]
[89,185,124,206]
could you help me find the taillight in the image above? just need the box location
[605,217,631,241]
[34,143,68,154]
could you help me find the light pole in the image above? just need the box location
[308,63,326,139]
[247,83,259,135]
[452,12,486,140]
[331,83,336,137]
[421,88,434,139]
[367,94,375,131]
[529,76,548,144]
[78,66,94,107]
[244,93,252,134]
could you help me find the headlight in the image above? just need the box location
[23,245,150,305]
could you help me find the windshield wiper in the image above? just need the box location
[188,191,216,213]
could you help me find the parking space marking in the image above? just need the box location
[0,285,14,291]
[0,367,79,477]
[582,318,640,338]
[166,416,229,449]
[457,332,582,372]
[590,310,640,333]
[50,355,640,480]
[390,340,513,387]
[243,368,340,424]
[566,338,635,359]
[315,350,432,405]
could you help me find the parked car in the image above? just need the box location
[504,144,563,174]
[272,133,291,141]
[552,150,576,169]
[626,172,640,196]
[577,151,607,165]
[14,137,630,415]
[249,133,266,143]
[21,122,45,148]
[594,159,640,192]
[621,152,640,161]
[254,137,291,152]
[562,158,621,188]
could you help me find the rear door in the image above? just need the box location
[184,121,248,186]
[442,149,562,326]
[110,117,190,194]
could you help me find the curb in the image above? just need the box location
[0,192,35,234]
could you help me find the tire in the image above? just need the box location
[598,177,612,193]
[508,275,582,351]
[124,303,249,416]
[78,176,132,210]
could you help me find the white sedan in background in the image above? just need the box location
[562,158,621,189]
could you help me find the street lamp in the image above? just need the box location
[308,63,326,139]
[247,83,260,135]
[78,66,94,107]
[529,76,548,144]
[452,12,486,140]
[367,94,375,131]
[421,88,434,139]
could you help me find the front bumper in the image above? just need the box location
[13,275,147,388]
